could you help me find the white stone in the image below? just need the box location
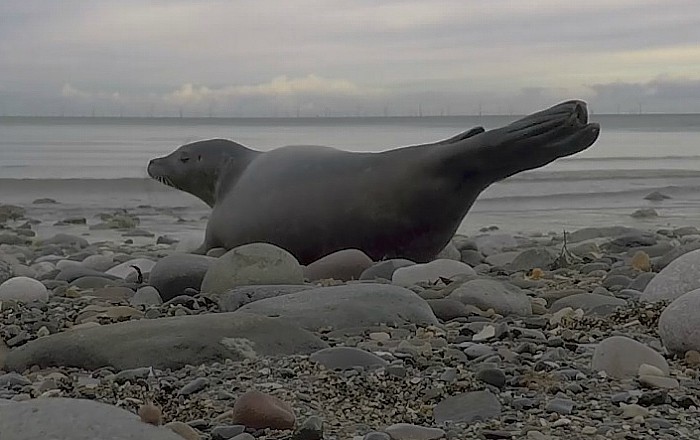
[638,363,665,377]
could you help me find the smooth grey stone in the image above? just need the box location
[218,285,314,312]
[655,241,700,270]
[459,249,484,267]
[476,367,506,388]
[673,226,699,236]
[508,248,557,272]
[448,279,532,316]
[201,243,303,294]
[130,286,163,306]
[602,274,632,289]
[40,233,89,249]
[647,417,673,429]
[211,425,246,440]
[591,336,669,379]
[453,235,478,251]
[0,260,13,285]
[237,283,438,331]
[433,390,501,424]
[550,293,626,315]
[309,347,388,370]
[179,377,208,395]
[304,249,373,281]
[114,367,151,383]
[293,415,324,440]
[5,312,326,371]
[628,243,673,258]
[546,398,575,414]
[384,423,446,440]
[643,249,700,302]
[56,266,120,282]
[426,298,474,321]
[0,373,31,388]
[581,262,610,274]
[606,232,657,251]
[363,433,391,440]
[360,259,415,281]
[629,272,655,291]
[148,254,216,301]
[0,397,184,440]
[69,276,120,289]
[484,251,519,267]
[568,226,638,243]
[392,259,475,286]
[659,289,700,354]
[386,364,407,378]
[512,398,538,410]
[474,234,518,256]
[463,343,496,359]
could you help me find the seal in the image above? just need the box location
[148,100,600,264]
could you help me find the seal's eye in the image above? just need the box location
[180,156,190,163]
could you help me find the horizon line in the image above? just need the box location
[2,111,699,120]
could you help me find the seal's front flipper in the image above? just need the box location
[190,242,208,255]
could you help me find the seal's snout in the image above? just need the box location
[147,159,157,178]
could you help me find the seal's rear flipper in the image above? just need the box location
[435,127,486,145]
[190,243,208,255]
[437,100,600,183]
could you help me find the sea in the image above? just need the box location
[2,113,700,238]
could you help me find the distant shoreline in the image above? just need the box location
[2,112,700,123]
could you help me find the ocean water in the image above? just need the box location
[1,113,700,236]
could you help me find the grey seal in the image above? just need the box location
[148,100,600,264]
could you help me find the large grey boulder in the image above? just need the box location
[237,283,438,331]
[149,254,216,301]
[642,249,700,302]
[659,289,700,354]
[201,243,304,294]
[0,398,184,440]
[5,312,326,371]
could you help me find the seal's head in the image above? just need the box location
[148,138,256,207]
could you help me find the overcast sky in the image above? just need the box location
[1,0,699,116]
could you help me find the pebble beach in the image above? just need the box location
[2,197,700,440]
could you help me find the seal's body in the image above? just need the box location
[148,100,600,264]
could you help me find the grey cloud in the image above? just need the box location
[588,76,700,113]
[1,0,699,115]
